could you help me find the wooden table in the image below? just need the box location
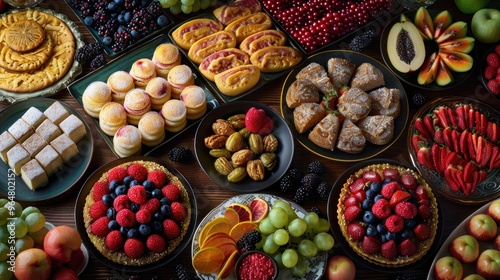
[1,0,500,279]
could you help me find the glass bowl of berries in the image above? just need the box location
[235,250,278,280]
[480,44,500,100]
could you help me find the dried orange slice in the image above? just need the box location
[224,207,240,226]
[217,250,239,280]
[202,232,236,249]
[229,221,258,241]
[198,217,231,245]
[248,198,269,222]
[227,203,252,222]
[192,247,225,274]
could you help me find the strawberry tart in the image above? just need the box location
[337,163,439,267]
[83,160,192,266]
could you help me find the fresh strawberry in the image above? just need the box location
[412,134,428,151]
[442,127,454,152]
[362,236,381,254]
[468,132,477,161]
[446,107,457,128]
[433,128,444,144]
[415,185,429,201]
[476,111,488,136]
[451,129,461,155]
[320,91,339,111]
[487,52,500,68]
[455,105,467,131]
[400,173,417,189]
[431,144,444,173]
[347,222,365,241]
[414,117,432,139]
[490,146,500,169]
[413,224,430,240]
[344,205,361,222]
[352,191,366,202]
[381,181,401,199]
[423,115,435,136]
[362,170,382,183]
[398,239,417,257]
[343,195,360,207]
[445,150,464,168]
[476,136,493,169]
[434,106,449,128]
[467,107,476,131]
[460,130,471,161]
[417,145,435,170]
[388,190,411,208]
[444,165,461,192]
[487,121,500,143]
[484,65,497,80]
[382,168,400,180]
[380,240,397,260]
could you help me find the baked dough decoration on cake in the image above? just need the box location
[337,163,439,267]
[0,10,76,93]
[83,160,192,266]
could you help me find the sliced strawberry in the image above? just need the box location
[455,105,467,131]
[431,144,443,173]
[446,107,457,128]
[434,106,449,128]
[490,146,500,169]
[417,145,435,170]
[462,161,476,186]
[469,132,477,161]
[451,129,461,155]
[476,111,488,137]
[467,107,476,131]
[389,190,411,208]
[412,134,428,152]
[444,165,461,192]
[423,115,435,136]
[442,127,454,152]
[462,104,470,129]
[445,150,463,168]
[320,91,339,111]
[460,130,471,161]
[476,137,493,169]
[414,117,432,139]
[487,121,500,143]
[338,86,350,96]
[438,146,451,172]
[433,128,444,144]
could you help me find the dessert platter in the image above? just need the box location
[0,8,85,103]
[75,156,197,272]
[68,34,219,157]
[0,98,93,203]
[280,50,409,162]
[408,96,500,204]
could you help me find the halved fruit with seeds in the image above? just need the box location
[436,59,454,86]
[414,6,434,40]
[439,37,475,53]
[435,21,467,44]
[418,52,440,85]
[248,198,269,222]
[387,20,426,73]
[227,203,252,222]
[439,51,473,72]
[433,10,452,39]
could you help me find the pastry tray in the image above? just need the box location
[67,34,219,157]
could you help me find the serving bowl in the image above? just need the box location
[194,101,294,192]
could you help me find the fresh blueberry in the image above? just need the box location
[385,232,396,241]
[127,228,138,238]
[370,182,382,193]
[129,179,139,187]
[365,189,376,200]
[110,193,117,199]
[114,0,124,4]
[376,224,387,234]
[103,36,113,46]
[109,180,119,192]
[151,221,163,233]
[143,180,155,190]
[404,219,417,229]
[117,14,126,25]
[153,212,164,221]
[361,199,373,210]
[382,178,392,185]
[106,207,116,219]
[108,220,120,230]
[123,175,134,186]
[139,224,151,237]
[157,15,168,26]
[115,185,127,196]
[146,191,152,199]
[373,194,384,202]
[381,234,387,243]
[124,12,132,23]
[130,203,140,213]
[117,25,127,34]
[152,189,162,198]
[401,229,412,240]
[366,225,377,237]
[130,29,141,39]
[120,226,128,236]
[362,211,375,224]
[107,2,118,10]
[160,197,170,205]
[161,204,171,216]
[84,16,94,27]
[102,194,114,206]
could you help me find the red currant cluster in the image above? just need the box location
[262,0,393,52]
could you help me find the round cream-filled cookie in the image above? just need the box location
[82,81,112,118]
[107,71,135,104]
[145,77,171,111]
[161,99,187,133]
[179,85,207,120]
[152,43,181,78]
[123,88,151,125]
[130,58,157,88]
[138,111,166,147]
[167,64,194,99]
[113,125,142,157]
[99,102,127,136]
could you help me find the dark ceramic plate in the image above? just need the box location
[67,34,219,158]
[167,13,304,104]
[280,50,409,162]
[380,10,476,90]
[479,44,500,101]
[0,98,93,204]
[327,159,443,272]
[194,101,294,192]
[407,96,500,204]
[74,156,197,273]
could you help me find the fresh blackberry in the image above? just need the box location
[112,29,133,52]
[237,230,261,253]
[293,187,310,204]
[87,42,104,56]
[98,18,119,37]
[309,206,323,217]
[317,181,330,200]
[93,9,109,26]
[168,147,193,163]
[308,160,326,176]
[301,173,321,190]
[287,167,304,183]
[74,46,92,63]
[147,1,162,16]
[175,263,191,280]
[279,175,299,193]
[349,29,376,52]
[90,54,106,68]
[411,93,429,108]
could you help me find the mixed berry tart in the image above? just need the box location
[337,163,438,267]
[83,160,191,266]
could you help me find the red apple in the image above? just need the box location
[448,234,480,263]
[494,235,500,251]
[51,267,79,280]
[433,256,464,280]
[327,255,356,280]
[487,199,500,224]
[462,274,486,280]
[466,214,498,241]
[43,226,82,263]
[476,249,500,279]
[14,248,52,280]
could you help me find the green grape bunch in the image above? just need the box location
[159,0,217,15]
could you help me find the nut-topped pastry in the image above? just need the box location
[337,163,438,267]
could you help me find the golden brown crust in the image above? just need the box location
[224,12,272,43]
[239,29,286,55]
[172,18,223,51]
[198,48,249,82]
[293,102,326,134]
[187,30,237,64]
[249,46,302,73]
[214,64,260,96]
[4,20,45,52]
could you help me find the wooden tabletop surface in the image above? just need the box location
[1,0,500,279]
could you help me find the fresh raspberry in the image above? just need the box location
[361,236,380,254]
[170,202,187,223]
[67,249,84,271]
[398,239,417,257]
[244,107,274,135]
[135,209,152,224]
[496,74,500,83]
[381,182,401,199]
[92,181,109,201]
[89,201,108,220]
[146,234,166,253]
[108,167,127,183]
[347,222,365,241]
[127,164,148,182]
[128,185,147,205]
[162,184,180,202]
[487,79,500,95]
[413,224,430,240]
[91,216,110,237]
[344,205,361,222]
[116,209,136,228]
[105,230,124,251]
[113,194,130,212]
[418,204,431,219]
[484,65,497,80]
[147,169,167,188]
[487,53,500,68]
[124,238,145,259]
[371,198,391,219]
[163,219,180,239]
[394,201,417,219]
[385,214,404,233]
[389,190,411,208]
[140,198,161,214]
[380,240,397,260]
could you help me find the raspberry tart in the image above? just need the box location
[337,163,438,267]
[83,160,192,266]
